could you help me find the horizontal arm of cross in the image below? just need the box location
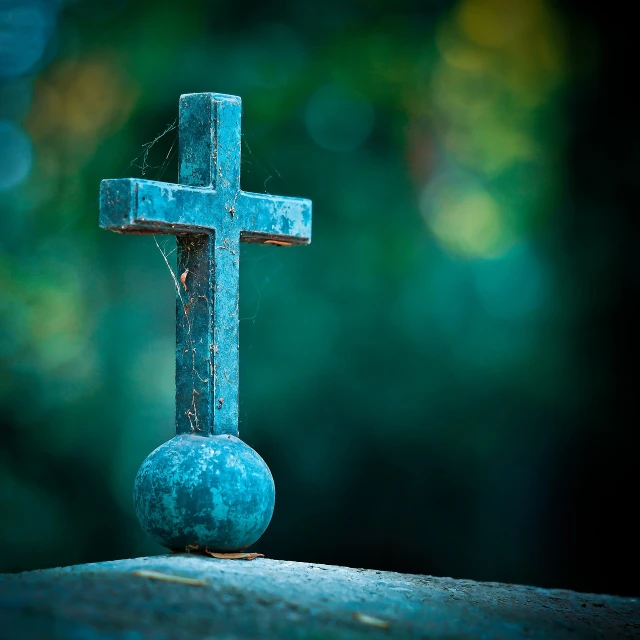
[100,178,312,245]
[239,192,312,245]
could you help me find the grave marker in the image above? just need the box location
[100,93,311,551]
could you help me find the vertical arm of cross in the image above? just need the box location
[175,94,242,437]
[178,92,241,195]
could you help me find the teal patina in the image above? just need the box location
[99,93,312,551]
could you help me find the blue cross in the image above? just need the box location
[100,93,312,439]
[99,93,311,551]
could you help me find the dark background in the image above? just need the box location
[0,0,637,597]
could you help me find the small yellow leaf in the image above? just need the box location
[132,569,206,586]
[205,548,265,561]
[353,612,391,628]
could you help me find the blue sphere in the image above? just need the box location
[134,434,275,551]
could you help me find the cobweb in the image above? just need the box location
[139,121,285,429]
[138,122,284,330]
[128,118,178,178]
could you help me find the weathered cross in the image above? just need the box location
[99,93,311,551]
[100,93,311,438]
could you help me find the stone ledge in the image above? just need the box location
[1,555,638,639]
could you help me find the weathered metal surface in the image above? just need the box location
[100,179,311,243]
[99,93,311,551]
[134,435,275,551]
[2,555,639,639]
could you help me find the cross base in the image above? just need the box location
[134,434,274,551]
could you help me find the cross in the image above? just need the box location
[100,93,312,439]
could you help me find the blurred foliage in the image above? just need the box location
[0,0,636,595]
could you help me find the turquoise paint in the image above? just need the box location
[99,93,311,550]
[134,435,275,551]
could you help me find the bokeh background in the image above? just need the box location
[1,0,636,596]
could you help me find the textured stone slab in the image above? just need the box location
[0,555,638,639]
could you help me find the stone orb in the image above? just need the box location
[134,434,275,551]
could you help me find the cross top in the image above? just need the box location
[100,93,312,552]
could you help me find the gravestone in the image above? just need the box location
[100,93,311,552]
[1,94,638,639]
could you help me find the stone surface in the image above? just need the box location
[1,555,638,639]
